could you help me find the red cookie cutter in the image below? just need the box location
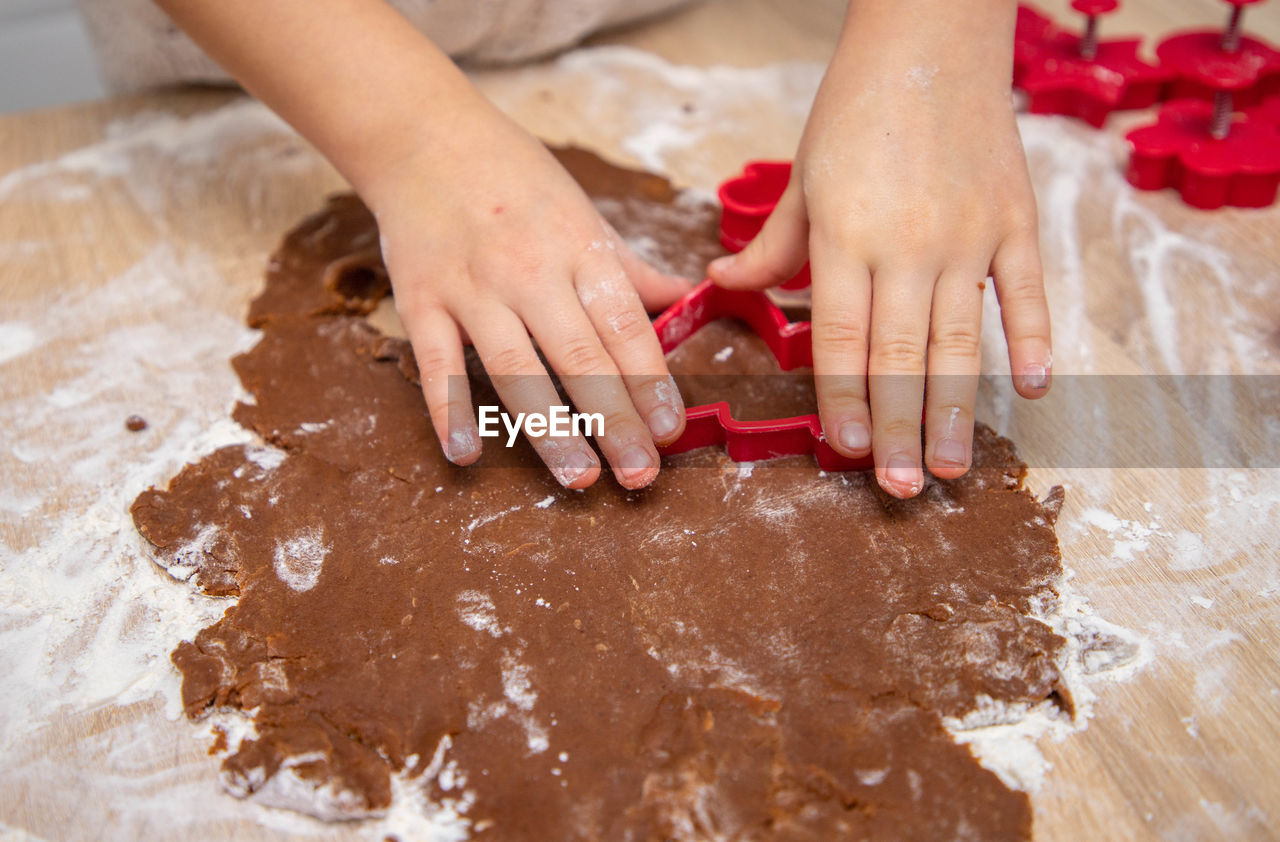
[1156,0,1280,108]
[1127,0,1280,208]
[1125,99,1280,208]
[1015,1,1168,126]
[717,161,811,290]
[652,280,869,471]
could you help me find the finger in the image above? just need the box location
[517,285,663,491]
[574,249,685,446]
[399,303,481,465]
[991,227,1052,398]
[605,224,694,312]
[707,178,810,291]
[461,304,602,489]
[808,238,874,459]
[923,267,986,479]
[867,269,934,499]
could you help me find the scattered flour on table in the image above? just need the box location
[476,46,823,189]
[0,101,467,838]
[0,322,38,365]
[944,573,1152,792]
[1006,117,1280,378]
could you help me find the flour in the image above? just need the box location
[457,590,506,638]
[1074,505,1161,564]
[0,100,303,217]
[945,574,1152,793]
[0,322,38,365]
[272,527,330,592]
[477,46,822,190]
[0,240,264,748]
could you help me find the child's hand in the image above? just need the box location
[364,102,691,490]
[708,0,1051,499]
[154,0,691,491]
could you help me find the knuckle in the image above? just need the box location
[930,323,982,358]
[817,318,870,351]
[411,344,455,378]
[998,285,1049,325]
[556,335,608,374]
[601,306,651,342]
[1005,210,1040,238]
[600,411,642,440]
[484,345,532,375]
[877,416,924,441]
[1002,274,1047,300]
[428,398,471,427]
[440,397,473,416]
[872,332,927,369]
[817,379,868,408]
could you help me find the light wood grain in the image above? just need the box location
[2,1,1279,840]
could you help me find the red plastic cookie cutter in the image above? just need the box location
[652,280,869,472]
[1015,1,1168,126]
[1126,1,1280,208]
[1124,99,1280,207]
[1156,0,1280,108]
[717,161,811,290]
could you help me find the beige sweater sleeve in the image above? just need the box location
[77,0,691,91]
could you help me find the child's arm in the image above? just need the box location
[156,0,692,490]
[710,0,1052,499]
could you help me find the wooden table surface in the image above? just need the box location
[2,1,1278,840]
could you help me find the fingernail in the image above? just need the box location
[554,448,597,487]
[933,437,967,468]
[1021,363,1049,391]
[838,420,871,454]
[648,406,680,440]
[446,428,479,463]
[708,254,736,275]
[617,445,657,485]
[883,456,923,496]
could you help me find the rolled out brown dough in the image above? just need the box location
[131,148,1070,840]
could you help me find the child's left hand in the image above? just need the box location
[708,0,1052,499]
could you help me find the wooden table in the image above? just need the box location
[2,1,1278,839]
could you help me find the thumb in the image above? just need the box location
[708,179,810,290]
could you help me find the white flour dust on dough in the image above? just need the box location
[273,527,331,592]
[3,44,1273,840]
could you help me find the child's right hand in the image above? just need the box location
[361,99,691,490]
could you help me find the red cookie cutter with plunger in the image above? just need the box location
[652,279,870,471]
[1156,0,1280,107]
[1015,1,1168,126]
[1126,0,1280,208]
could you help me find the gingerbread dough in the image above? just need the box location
[132,149,1070,841]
